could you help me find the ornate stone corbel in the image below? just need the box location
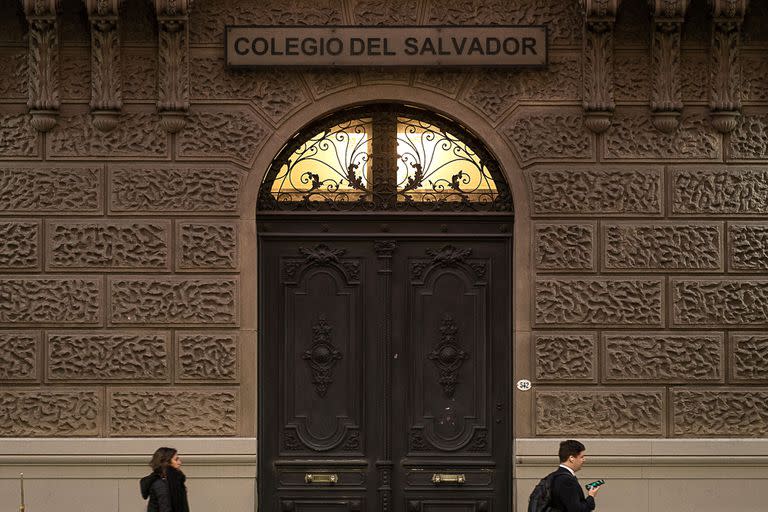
[86,0,124,132]
[649,0,690,133]
[708,0,748,133]
[582,0,621,133]
[23,0,61,132]
[155,0,191,133]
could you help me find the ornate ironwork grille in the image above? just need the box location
[257,105,513,212]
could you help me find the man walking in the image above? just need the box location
[550,439,601,512]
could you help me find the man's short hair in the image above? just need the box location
[558,439,586,462]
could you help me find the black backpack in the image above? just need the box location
[527,471,561,512]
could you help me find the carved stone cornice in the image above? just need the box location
[86,0,123,132]
[23,0,60,132]
[155,0,191,132]
[582,0,621,133]
[708,0,749,133]
[649,0,690,133]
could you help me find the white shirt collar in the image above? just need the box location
[558,464,575,476]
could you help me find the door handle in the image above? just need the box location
[431,473,466,484]
[304,473,338,484]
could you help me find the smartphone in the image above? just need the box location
[585,479,605,491]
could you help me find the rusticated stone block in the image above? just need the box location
[109,277,238,326]
[177,221,238,270]
[190,57,308,123]
[48,110,168,158]
[108,388,237,436]
[0,278,101,325]
[614,51,649,102]
[534,333,596,382]
[0,331,39,380]
[0,220,40,270]
[0,113,39,158]
[109,166,243,214]
[534,222,595,271]
[413,70,466,97]
[729,223,768,270]
[60,48,90,100]
[673,279,768,326]
[48,220,170,271]
[536,389,664,436]
[603,222,722,271]
[681,51,708,103]
[424,0,582,47]
[501,107,594,165]
[0,389,101,436]
[0,167,102,214]
[462,55,581,122]
[176,332,238,382]
[123,48,156,100]
[603,333,723,383]
[672,167,768,215]
[535,277,663,327]
[350,0,419,24]
[0,48,26,99]
[527,167,662,216]
[359,70,411,85]
[191,0,343,45]
[46,332,170,382]
[731,333,768,382]
[730,112,768,160]
[672,389,768,436]
[742,53,768,102]
[604,108,720,160]
[177,108,269,166]
[303,70,357,98]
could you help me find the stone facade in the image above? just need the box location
[1,0,768,511]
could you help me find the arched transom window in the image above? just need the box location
[258,105,512,212]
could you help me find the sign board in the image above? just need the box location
[226,26,547,68]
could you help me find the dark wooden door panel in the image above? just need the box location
[280,498,364,512]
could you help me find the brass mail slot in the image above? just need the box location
[304,473,339,484]
[431,473,466,485]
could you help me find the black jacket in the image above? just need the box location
[140,473,172,512]
[550,466,595,512]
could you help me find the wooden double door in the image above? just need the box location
[258,218,512,512]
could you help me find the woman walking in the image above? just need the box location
[140,447,190,512]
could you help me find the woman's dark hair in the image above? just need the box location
[150,447,177,476]
[558,439,586,462]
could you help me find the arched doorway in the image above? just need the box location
[257,104,514,511]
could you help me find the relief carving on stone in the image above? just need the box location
[60,48,90,101]
[0,167,102,214]
[350,0,420,25]
[708,0,749,132]
[0,332,39,380]
[649,0,689,132]
[0,277,101,325]
[741,52,768,102]
[672,279,768,326]
[673,389,768,436]
[177,108,269,165]
[582,0,620,132]
[671,167,768,214]
[534,333,596,382]
[729,223,768,270]
[155,0,190,132]
[731,333,768,381]
[123,49,157,100]
[0,389,101,436]
[0,221,40,270]
[536,389,664,436]
[109,389,237,436]
[534,222,595,271]
[0,48,27,99]
[614,51,649,102]
[177,332,238,381]
[86,0,124,132]
[47,332,169,381]
[0,113,40,158]
[729,111,768,159]
[177,221,238,270]
[23,0,61,132]
[604,333,723,382]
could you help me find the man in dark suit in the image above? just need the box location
[550,439,600,512]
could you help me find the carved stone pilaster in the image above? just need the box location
[23,0,60,132]
[649,0,689,133]
[709,0,749,133]
[155,0,190,133]
[582,0,621,133]
[86,0,123,132]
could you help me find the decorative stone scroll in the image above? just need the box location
[709,0,749,133]
[23,0,61,132]
[582,0,619,133]
[86,0,124,132]
[649,0,689,132]
[155,0,190,133]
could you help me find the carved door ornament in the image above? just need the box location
[582,0,621,133]
[86,0,124,132]
[155,0,191,133]
[23,0,61,132]
[649,0,690,133]
[302,315,343,397]
[708,0,749,133]
[428,314,469,398]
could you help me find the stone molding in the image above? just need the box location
[649,0,690,132]
[85,0,124,132]
[582,0,621,133]
[155,0,191,133]
[23,0,61,132]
